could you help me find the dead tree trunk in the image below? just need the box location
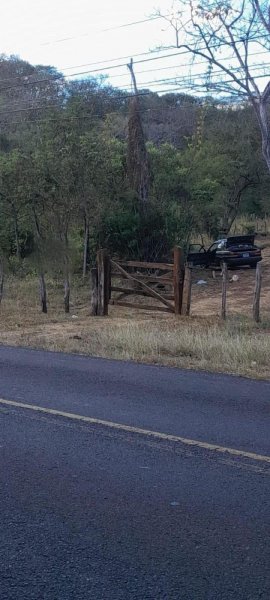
[127,59,150,213]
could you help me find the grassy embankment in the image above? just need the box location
[0,274,269,380]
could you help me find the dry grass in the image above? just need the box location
[232,215,270,236]
[0,275,270,379]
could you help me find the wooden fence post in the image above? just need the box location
[39,273,47,314]
[90,267,98,315]
[253,262,262,323]
[221,261,228,320]
[173,246,184,315]
[97,249,110,316]
[184,266,192,316]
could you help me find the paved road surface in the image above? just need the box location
[0,346,270,599]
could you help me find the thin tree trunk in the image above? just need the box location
[258,94,270,173]
[12,204,21,259]
[83,217,89,279]
[90,267,98,315]
[39,272,47,313]
[253,262,262,323]
[32,206,48,314]
[64,274,70,313]
[0,260,4,304]
[184,266,192,316]
[221,262,228,320]
[64,233,70,314]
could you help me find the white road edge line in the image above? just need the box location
[1,397,270,464]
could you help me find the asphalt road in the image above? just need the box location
[0,346,270,599]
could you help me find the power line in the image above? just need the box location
[112,62,270,92]
[0,33,269,91]
[0,87,193,118]
[107,49,270,80]
[2,58,269,115]
[2,51,270,115]
[0,73,263,123]
[0,101,235,129]
[102,15,161,32]
[41,15,162,46]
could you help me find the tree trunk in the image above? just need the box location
[96,249,110,316]
[32,206,47,314]
[253,262,262,323]
[221,262,228,320]
[184,266,192,316]
[173,246,184,315]
[83,217,89,279]
[90,267,98,315]
[0,260,4,304]
[12,204,21,259]
[64,244,70,314]
[258,95,270,173]
[39,272,47,314]
[64,273,70,314]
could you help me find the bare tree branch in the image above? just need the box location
[253,0,270,32]
[157,0,270,173]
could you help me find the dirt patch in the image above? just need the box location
[190,258,270,318]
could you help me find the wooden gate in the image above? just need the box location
[91,247,185,316]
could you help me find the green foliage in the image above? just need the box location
[0,54,269,275]
[96,200,194,261]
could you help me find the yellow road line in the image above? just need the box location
[1,397,270,464]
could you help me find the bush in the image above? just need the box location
[94,199,194,261]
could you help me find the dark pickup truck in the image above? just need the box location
[187,235,262,268]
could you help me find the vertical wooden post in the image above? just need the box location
[184,266,192,316]
[97,249,110,316]
[39,273,47,314]
[90,268,98,315]
[64,277,70,314]
[173,246,184,315]
[253,262,262,323]
[221,261,228,320]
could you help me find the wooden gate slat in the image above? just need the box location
[111,272,173,285]
[109,300,173,313]
[111,260,174,312]
[117,260,174,270]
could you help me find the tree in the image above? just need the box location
[127,59,150,212]
[157,1,270,173]
[253,0,270,33]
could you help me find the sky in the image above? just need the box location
[0,0,182,92]
[1,0,269,96]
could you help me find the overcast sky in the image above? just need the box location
[1,0,184,91]
[1,1,268,96]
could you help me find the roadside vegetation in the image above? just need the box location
[1,274,270,379]
[1,0,270,380]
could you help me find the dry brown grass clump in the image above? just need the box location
[0,275,270,379]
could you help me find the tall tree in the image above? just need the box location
[127,59,150,212]
[157,1,270,173]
